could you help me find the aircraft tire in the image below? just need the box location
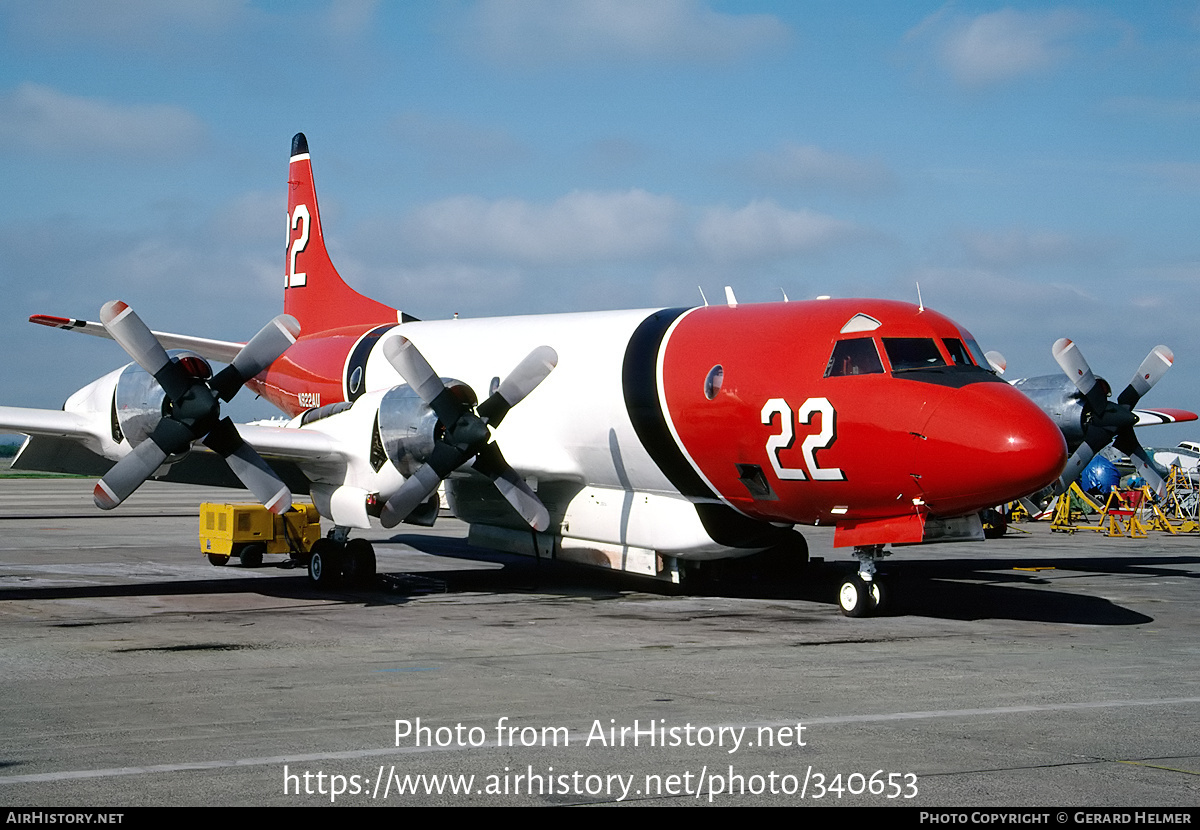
[308,539,342,586]
[239,543,265,568]
[868,578,886,615]
[343,539,376,586]
[206,554,229,567]
[838,575,875,617]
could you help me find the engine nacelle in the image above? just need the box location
[1010,374,1090,450]
[375,379,475,476]
[110,351,213,448]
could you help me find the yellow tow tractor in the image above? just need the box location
[199,502,321,568]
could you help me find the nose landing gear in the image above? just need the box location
[838,545,889,617]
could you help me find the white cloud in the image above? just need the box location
[465,0,790,65]
[398,189,682,264]
[695,201,856,260]
[911,7,1087,87]
[748,143,893,193]
[0,84,205,158]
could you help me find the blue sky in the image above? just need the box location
[3,0,1200,446]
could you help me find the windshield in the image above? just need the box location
[882,338,947,372]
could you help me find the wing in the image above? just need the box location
[0,406,115,476]
[29,314,244,364]
[2,404,345,492]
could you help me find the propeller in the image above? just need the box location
[378,336,558,530]
[1051,338,1173,495]
[94,301,299,512]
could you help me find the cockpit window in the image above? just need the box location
[942,338,973,366]
[883,338,947,372]
[963,337,992,371]
[825,338,884,377]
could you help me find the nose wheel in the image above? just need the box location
[838,574,885,617]
[839,545,889,617]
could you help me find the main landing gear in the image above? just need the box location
[838,545,890,617]
[306,527,377,587]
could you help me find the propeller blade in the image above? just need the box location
[1018,496,1046,519]
[473,442,550,531]
[493,472,550,532]
[477,346,558,426]
[382,336,447,408]
[1055,442,1096,495]
[224,444,292,513]
[1114,429,1167,497]
[212,314,300,401]
[1052,338,1105,411]
[202,418,291,513]
[94,439,168,509]
[381,335,469,427]
[380,463,444,528]
[1116,345,1173,409]
[1127,448,1167,497]
[101,301,192,401]
[378,338,556,530]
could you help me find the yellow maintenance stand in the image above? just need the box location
[199,502,322,567]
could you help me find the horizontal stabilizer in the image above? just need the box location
[1133,408,1198,427]
[29,314,243,364]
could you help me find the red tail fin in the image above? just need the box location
[284,133,402,334]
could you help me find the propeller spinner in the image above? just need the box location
[379,336,558,531]
[94,301,300,512]
[1051,338,1173,495]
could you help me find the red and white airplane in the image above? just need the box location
[1,133,1075,617]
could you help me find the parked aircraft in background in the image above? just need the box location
[1011,342,1195,496]
[1,134,1072,617]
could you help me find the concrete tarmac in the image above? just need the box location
[0,478,1197,807]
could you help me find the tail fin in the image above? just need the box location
[284,133,406,334]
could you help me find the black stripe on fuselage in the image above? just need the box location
[622,308,715,500]
[345,324,398,402]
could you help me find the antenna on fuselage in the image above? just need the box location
[724,286,738,308]
[780,288,789,302]
[698,286,709,306]
[916,282,924,312]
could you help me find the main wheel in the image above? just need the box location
[839,575,876,617]
[343,539,376,585]
[206,554,230,566]
[239,543,265,568]
[308,538,342,586]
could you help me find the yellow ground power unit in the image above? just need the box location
[199,502,321,567]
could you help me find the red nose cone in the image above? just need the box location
[915,382,1067,516]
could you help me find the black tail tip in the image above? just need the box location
[291,133,309,157]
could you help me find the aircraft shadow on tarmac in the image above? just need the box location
[3,534,1194,625]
